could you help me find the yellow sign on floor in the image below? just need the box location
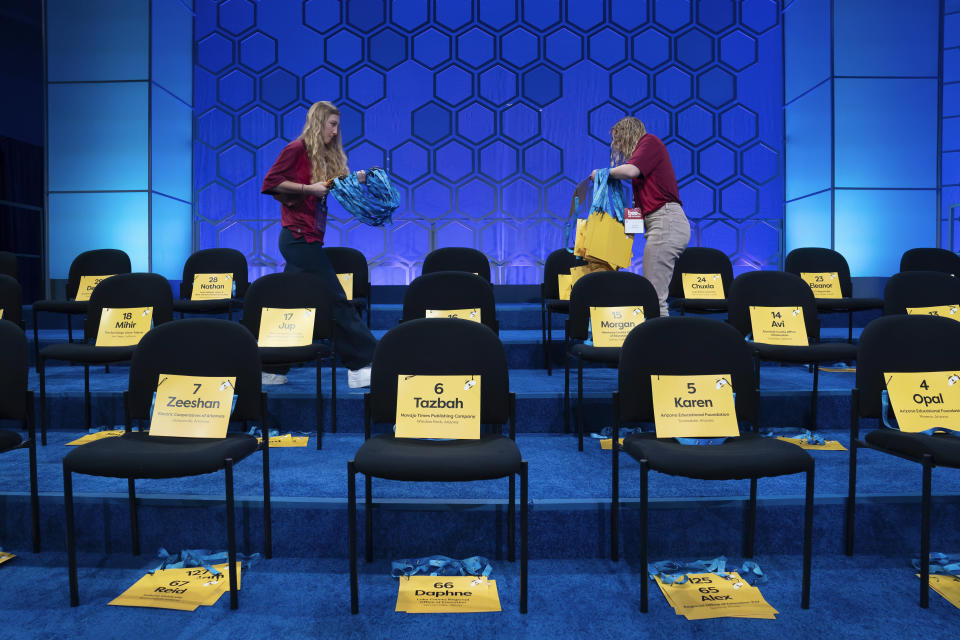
[395,375,481,439]
[600,438,624,450]
[66,430,126,446]
[651,374,739,439]
[0,551,15,565]
[749,306,808,346]
[777,437,847,451]
[924,574,960,609]
[109,563,241,611]
[655,572,778,619]
[395,576,501,613]
[800,272,842,299]
[681,273,724,299]
[885,370,960,432]
[257,433,309,447]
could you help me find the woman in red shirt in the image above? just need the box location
[261,101,376,388]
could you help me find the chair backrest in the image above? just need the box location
[0,274,22,327]
[65,249,132,300]
[0,319,28,420]
[900,248,960,278]
[128,318,262,422]
[402,271,499,334]
[0,251,17,279]
[784,247,854,298]
[617,317,757,424]
[856,314,960,419]
[369,317,509,426]
[178,248,250,299]
[84,273,174,342]
[668,247,734,299]
[240,272,335,341]
[727,270,821,340]
[542,248,585,299]
[567,271,660,340]
[883,271,960,315]
[422,247,491,282]
[324,247,370,300]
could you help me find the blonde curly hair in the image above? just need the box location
[300,101,349,183]
[609,116,647,166]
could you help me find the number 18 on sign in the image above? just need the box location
[395,375,481,440]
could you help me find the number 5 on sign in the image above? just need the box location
[395,375,481,439]
[651,374,739,439]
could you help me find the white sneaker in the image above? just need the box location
[347,365,372,388]
[261,372,288,385]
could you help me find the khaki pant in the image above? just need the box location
[642,202,691,317]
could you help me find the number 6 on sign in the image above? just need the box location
[395,374,481,439]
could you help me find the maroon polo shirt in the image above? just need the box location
[626,134,682,216]
[261,139,327,243]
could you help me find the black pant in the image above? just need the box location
[279,227,376,370]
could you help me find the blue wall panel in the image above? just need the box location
[151,194,192,278]
[48,192,149,278]
[194,0,785,283]
[785,190,831,252]
[835,0,939,77]
[783,0,829,102]
[152,89,193,202]
[46,0,149,82]
[152,0,194,103]
[784,81,831,201]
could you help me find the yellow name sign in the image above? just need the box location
[800,272,842,299]
[681,273,724,299]
[884,371,960,433]
[425,308,481,322]
[258,307,315,347]
[396,576,501,613]
[655,572,778,620]
[589,306,644,348]
[149,374,235,438]
[191,273,233,301]
[0,551,14,565]
[75,274,114,302]
[109,563,241,611]
[336,272,354,300]
[95,307,152,346]
[907,304,960,321]
[395,374,481,439]
[557,274,572,301]
[749,306,808,346]
[651,373,739,439]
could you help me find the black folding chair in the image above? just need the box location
[883,270,960,316]
[541,248,585,375]
[62,318,272,608]
[565,271,659,450]
[0,319,40,552]
[785,247,882,342]
[241,272,336,447]
[422,247,491,282]
[0,251,17,278]
[39,273,173,445]
[667,247,733,315]
[900,248,960,278]
[0,274,23,328]
[402,271,499,335]
[611,316,814,610]
[845,314,960,607]
[348,318,527,613]
[173,248,249,319]
[325,247,372,328]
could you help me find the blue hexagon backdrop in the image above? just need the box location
[195,0,783,284]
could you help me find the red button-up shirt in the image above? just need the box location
[261,139,328,244]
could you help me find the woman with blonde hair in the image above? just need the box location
[261,101,376,388]
[595,117,690,316]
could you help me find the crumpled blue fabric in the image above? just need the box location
[391,555,492,579]
[330,167,399,227]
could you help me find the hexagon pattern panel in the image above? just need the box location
[195,0,784,283]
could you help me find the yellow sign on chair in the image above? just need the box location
[800,272,842,299]
[95,307,153,347]
[191,273,233,301]
[425,308,481,323]
[681,273,724,299]
[557,274,572,301]
[257,307,315,347]
[395,576,501,613]
[395,374,481,440]
[75,275,115,302]
[651,373,739,439]
[749,306,808,346]
[589,306,644,348]
[336,273,354,300]
[149,374,236,439]
[907,305,960,321]
[884,371,960,433]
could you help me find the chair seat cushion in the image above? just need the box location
[0,429,23,453]
[864,429,960,468]
[32,300,88,314]
[569,343,621,363]
[545,299,570,314]
[259,343,332,365]
[816,297,883,312]
[63,431,259,479]
[621,431,813,480]
[680,299,728,313]
[172,299,241,314]
[41,343,135,364]
[753,341,857,363]
[354,433,522,481]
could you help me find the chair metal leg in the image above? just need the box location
[546,310,554,376]
[225,458,239,610]
[541,303,548,372]
[563,352,570,434]
[640,458,649,613]
[576,356,584,451]
[348,461,359,614]
[508,474,516,562]
[920,454,932,608]
[520,460,528,614]
[847,311,854,343]
[744,477,757,558]
[32,308,40,373]
[845,430,858,556]
[316,357,323,450]
[84,365,91,429]
[611,423,619,562]
[67,314,74,343]
[364,475,373,563]
[811,364,819,429]
[128,479,140,555]
[28,425,40,552]
[261,422,273,559]
[64,464,79,606]
[754,356,761,386]
[331,360,338,434]
[39,358,47,446]
[802,466,814,609]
